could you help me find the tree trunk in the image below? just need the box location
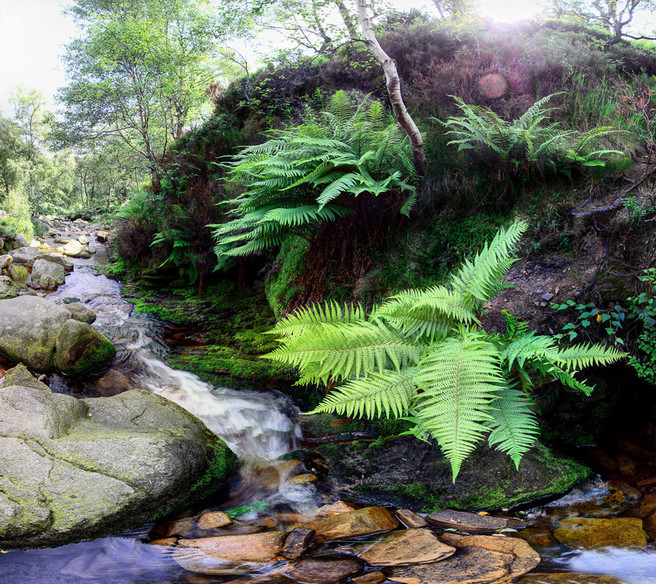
[356,0,426,174]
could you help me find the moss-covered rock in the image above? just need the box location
[305,435,590,512]
[265,235,310,317]
[54,319,116,377]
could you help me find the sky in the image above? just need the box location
[0,0,546,118]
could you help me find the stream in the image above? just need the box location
[1,221,656,583]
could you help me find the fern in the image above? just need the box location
[266,219,627,480]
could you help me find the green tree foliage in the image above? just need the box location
[442,93,623,178]
[0,116,28,199]
[266,220,626,479]
[211,90,417,267]
[58,0,221,174]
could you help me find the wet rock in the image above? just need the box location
[154,517,197,538]
[358,528,456,567]
[197,511,232,530]
[0,387,236,548]
[281,527,316,559]
[149,537,178,546]
[30,258,66,289]
[286,554,365,583]
[554,517,648,548]
[515,526,557,548]
[517,574,624,583]
[311,434,590,512]
[385,533,540,584]
[177,531,286,562]
[616,454,639,477]
[352,572,387,584]
[54,319,116,376]
[63,302,97,324]
[315,500,358,517]
[426,510,524,532]
[290,473,318,484]
[395,509,428,528]
[306,507,399,541]
[96,369,130,396]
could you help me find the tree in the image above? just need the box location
[58,0,221,176]
[0,116,28,199]
[9,86,52,158]
[356,0,426,173]
[266,221,626,479]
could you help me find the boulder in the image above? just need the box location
[8,265,29,284]
[63,302,97,324]
[31,258,66,290]
[0,254,12,269]
[553,517,648,548]
[426,510,524,532]
[177,531,287,562]
[95,369,130,396]
[197,511,233,530]
[0,296,115,375]
[0,386,236,548]
[9,246,39,264]
[308,432,590,512]
[281,527,316,559]
[0,276,19,299]
[61,240,85,258]
[14,233,29,247]
[78,235,89,245]
[35,253,74,271]
[3,364,50,391]
[385,534,540,584]
[96,230,109,243]
[305,507,399,541]
[54,319,117,376]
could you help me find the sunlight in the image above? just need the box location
[476,0,543,23]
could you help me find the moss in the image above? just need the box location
[265,236,311,317]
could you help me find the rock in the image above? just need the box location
[197,511,233,530]
[78,235,89,245]
[0,387,236,548]
[8,265,29,283]
[61,240,85,258]
[0,254,12,269]
[35,253,73,271]
[3,364,50,391]
[515,526,557,548]
[63,302,97,324]
[517,574,624,583]
[306,507,399,541]
[54,319,116,376]
[290,473,318,484]
[0,275,19,299]
[286,554,365,583]
[352,572,387,584]
[96,230,109,242]
[310,433,590,512]
[177,532,286,562]
[554,517,648,548]
[426,510,524,532]
[30,258,66,289]
[385,534,540,584]
[0,296,73,371]
[281,527,316,559]
[395,509,428,528]
[14,233,29,247]
[315,501,359,517]
[616,454,639,477]
[8,246,39,264]
[149,537,178,547]
[358,529,456,567]
[155,517,197,538]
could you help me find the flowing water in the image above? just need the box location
[2,222,656,583]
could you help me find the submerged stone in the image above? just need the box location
[553,517,648,548]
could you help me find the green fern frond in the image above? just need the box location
[486,386,539,468]
[311,368,419,419]
[270,301,367,338]
[415,331,505,480]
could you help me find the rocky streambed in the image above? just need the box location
[1,217,656,583]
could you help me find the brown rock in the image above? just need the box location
[96,369,130,396]
[148,537,178,546]
[315,501,358,517]
[358,528,455,567]
[386,534,539,584]
[618,438,655,461]
[286,554,365,583]
[623,491,656,520]
[275,512,314,530]
[172,547,274,576]
[515,527,557,548]
[616,454,639,477]
[426,510,524,532]
[352,572,387,584]
[586,448,618,472]
[281,527,316,560]
[177,531,286,561]
[290,473,318,484]
[554,517,647,548]
[152,517,196,538]
[306,507,399,541]
[395,509,428,528]
[197,511,232,530]
[643,510,656,532]
[517,573,624,583]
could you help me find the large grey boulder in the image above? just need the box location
[0,276,19,300]
[0,382,236,549]
[0,296,115,375]
[8,246,39,265]
[30,258,66,290]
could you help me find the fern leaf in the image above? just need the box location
[311,368,419,419]
[415,331,504,480]
[486,386,539,468]
[270,301,367,338]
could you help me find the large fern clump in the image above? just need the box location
[442,93,623,178]
[210,91,417,267]
[265,220,626,480]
